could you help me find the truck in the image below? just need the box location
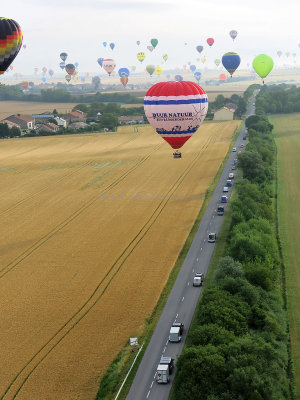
[169,322,184,342]
[193,272,204,286]
[217,205,225,215]
[208,232,217,243]
[228,172,234,179]
[156,356,174,383]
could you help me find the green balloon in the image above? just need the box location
[150,38,158,48]
[252,54,274,81]
[146,64,155,76]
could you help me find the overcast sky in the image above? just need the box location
[2,0,300,77]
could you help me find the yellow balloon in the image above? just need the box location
[137,52,146,62]
[155,66,163,76]
[201,57,206,64]
[162,53,168,62]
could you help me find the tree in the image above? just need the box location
[0,123,10,138]
[73,103,88,113]
[10,126,21,137]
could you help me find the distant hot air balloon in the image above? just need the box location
[74,62,79,68]
[0,18,23,75]
[118,67,130,77]
[190,65,196,72]
[147,45,154,52]
[175,75,183,81]
[120,76,128,87]
[65,64,75,76]
[252,54,274,84]
[277,51,282,57]
[137,52,146,62]
[65,74,71,82]
[201,57,206,64]
[21,81,28,90]
[92,76,101,87]
[97,57,104,67]
[146,65,155,76]
[110,42,115,50]
[34,67,38,73]
[29,81,34,88]
[144,81,208,152]
[215,59,221,67]
[103,42,107,47]
[48,69,54,76]
[9,65,14,70]
[293,53,296,58]
[59,62,65,70]
[285,52,290,57]
[60,52,68,62]
[23,44,26,49]
[42,67,47,74]
[131,66,136,72]
[229,30,238,40]
[206,38,214,47]
[155,66,163,76]
[194,71,202,81]
[136,40,140,45]
[219,74,227,81]
[162,54,168,62]
[187,61,191,66]
[102,59,116,75]
[150,38,158,48]
[42,77,46,82]
[196,45,203,54]
[80,76,85,82]
[222,52,241,77]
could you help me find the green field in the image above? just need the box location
[271,113,300,399]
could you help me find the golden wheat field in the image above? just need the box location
[0,120,239,400]
[0,101,77,120]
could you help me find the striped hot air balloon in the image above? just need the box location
[144,81,208,152]
[0,18,23,75]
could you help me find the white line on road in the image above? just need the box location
[200,247,202,251]
[182,296,185,302]
[147,390,150,398]
[163,346,166,353]
[196,258,199,261]
[188,282,190,286]
[192,269,194,273]
[176,313,178,318]
[151,381,154,389]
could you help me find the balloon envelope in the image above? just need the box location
[162,53,168,62]
[136,40,140,45]
[277,51,282,57]
[59,62,65,70]
[146,64,155,76]
[175,75,183,81]
[150,38,158,48]
[0,18,23,75]
[190,65,196,72]
[137,52,146,62]
[118,67,130,77]
[194,72,202,81]
[110,42,115,50]
[103,42,107,47]
[102,59,116,75]
[144,81,208,150]
[60,52,67,62]
[206,38,214,47]
[229,30,238,40]
[97,57,104,67]
[222,52,241,76]
[155,66,163,76]
[65,74,71,82]
[65,64,75,76]
[21,81,28,89]
[215,59,221,67]
[42,77,46,82]
[196,45,203,54]
[219,74,227,81]
[120,76,128,86]
[252,54,274,81]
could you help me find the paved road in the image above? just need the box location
[126,97,256,400]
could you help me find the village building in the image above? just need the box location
[63,110,87,124]
[118,115,144,125]
[1,114,35,134]
[213,107,235,121]
[54,116,67,128]
[68,121,89,130]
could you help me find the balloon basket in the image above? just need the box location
[173,151,182,159]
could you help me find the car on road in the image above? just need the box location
[221,195,228,203]
[208,232,217,243]
[232,147,237,152]
[240,143,244,148]
[226,179,232,187]
[228,173,234,179]
[231,165,236,170]
[243,136,247,140]
[223,186,229,192]
[233,158,238,164]
[193,272,204,286]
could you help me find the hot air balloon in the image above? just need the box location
[175,75,183,81]
[102,59,116,76]
[206,38,214,47]
[150,38,158,48]
[23,44,26,49]
[34,67,38,73]
[103,42,107,47]
[29,81,34,88]
[162,54,168,62]
[222,52,241,77]
[42,67,47,74]
[65,64,75,75]
[74,62,79,68]
[252,54,274,84]
[187,61,191,66]
[229,30,238,40]
[110,42,115,50]
[0,18,23,75]
[201,57,206,64]
[120,76,128,87]
[277,51,282,57]
[42,77,46,82]
[155,66,163,76]
[146,65,155,76]
[92,76,101,87]
[59,62,65,70]
[215,59,221,67]
[219,74,227,81]
[147,45,154,52]
[118,67,130,77]
[65,74,71,82]
[136,40,140,45]
[131,66,136,72]
[48,69,54,77]
[97,57,104,67]
[137,52,146,62]
[298,44,300,48]
[144,81,208,153]
[9,65,13,70]
[293,53,296,58]
[285,52,290,57]
[196,45,203,54]
[80,76,85,82]
[21,81,28,90]
[190,65,196,73]
[60,52,68,62]
[194,72,202,81]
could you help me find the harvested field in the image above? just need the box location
[0,120,239,400]
[0,101,76,120]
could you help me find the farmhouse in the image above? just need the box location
[118,115,144,125]
[1,114,35,133]
[54,116,67,128]
[36,122,60,134]
[68,121,89,130]
[63,110,87,124]
[213,107,235,121]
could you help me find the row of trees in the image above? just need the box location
[255,83,300,115]
[172,114,292,399]
[0,123,21,138]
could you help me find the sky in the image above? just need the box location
[1,0,300,77]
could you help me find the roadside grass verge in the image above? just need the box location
[96,122,242,400]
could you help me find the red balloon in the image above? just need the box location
[206,38,214,47]
[21,81,28,89]
[219,74,227,81]
[120,76,128,87]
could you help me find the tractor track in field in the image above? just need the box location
[1,137,212,400]
[0,133,140,218]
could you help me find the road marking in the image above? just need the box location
[200,247,203,251]
[196,257,199,261]
[192,269,194,273]
[153,374,156,379]
[151,381,154,388]
[176,313,178,318]
[188,281,190,286]
[182,296,185,302]
[163,346,166,353]
[166,339,169,346]
[147,390,150,398]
